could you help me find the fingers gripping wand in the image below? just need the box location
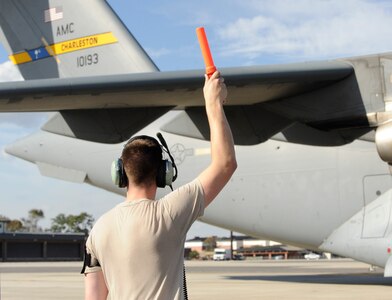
[196,27,216,78]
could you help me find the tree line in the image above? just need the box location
[1,209,94,234]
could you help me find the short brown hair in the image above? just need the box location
[121,136,162,187]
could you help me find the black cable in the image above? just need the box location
[157,132,185,298]
[156,132,178,182]
[183,264,188,300]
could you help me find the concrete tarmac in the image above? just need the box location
[0,259,391,299]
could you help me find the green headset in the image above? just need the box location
[111,133,178,189]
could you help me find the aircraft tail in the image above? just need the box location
[0,0,158,80]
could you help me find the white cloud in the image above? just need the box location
[146,47,172,58]
[218,0,392,61]
[0,61,23,82]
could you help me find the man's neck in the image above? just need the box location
[126,184,157,202]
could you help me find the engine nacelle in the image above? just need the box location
[376,122,392,163]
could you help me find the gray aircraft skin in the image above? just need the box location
[2,0,392,276]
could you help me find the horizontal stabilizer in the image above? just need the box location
[42,107,173,143]
[36,161,86,183]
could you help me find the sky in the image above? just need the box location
[1,0,392,238]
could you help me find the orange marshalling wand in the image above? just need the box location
[196,27,216,77]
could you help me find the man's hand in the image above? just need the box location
[203,71,227,107]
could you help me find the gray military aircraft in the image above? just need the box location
[1,0,392,276]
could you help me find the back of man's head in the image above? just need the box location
[121,137,162,187]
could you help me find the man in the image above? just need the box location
[83,71,237,300]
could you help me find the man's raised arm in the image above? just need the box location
[198,71,237,207]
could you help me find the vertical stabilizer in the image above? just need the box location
[0,0,158,80]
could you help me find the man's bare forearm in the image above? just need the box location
[207,102,236,174]
[198,71,237,206]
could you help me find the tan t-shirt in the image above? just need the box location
[84,179,205,300]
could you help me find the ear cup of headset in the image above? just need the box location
[111,158,128,188]
[156,160,173,188]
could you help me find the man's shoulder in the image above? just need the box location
[166,179,203,197]
[157,178,205,232]
[92,204,119,228]
[159,178,205,206]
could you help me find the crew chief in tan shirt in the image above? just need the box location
[84,71,237,299]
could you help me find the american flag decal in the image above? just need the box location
[44,7,63,23]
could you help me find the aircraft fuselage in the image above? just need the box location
[7,111,391,269]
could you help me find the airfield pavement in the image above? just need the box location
[0,259,391,299]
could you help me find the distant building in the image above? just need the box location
[239,244,305,259]
[184,234,310,260]
[216,236,243,250]
[185,235,283,253]
[0,232,86,262]
[0,216,86,262]
[0,217,10,234]
[185,236,207,252]
[216,236,281,250]
[242,238,281,248]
